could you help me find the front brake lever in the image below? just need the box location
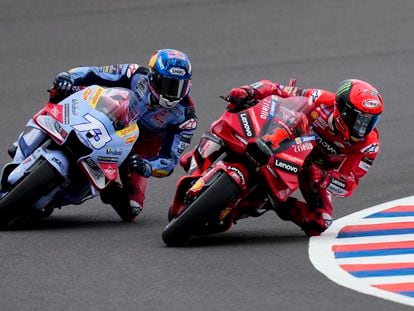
[219,95,230,102]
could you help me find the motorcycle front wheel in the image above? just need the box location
[0,159,62,228]
[162,172,240,247]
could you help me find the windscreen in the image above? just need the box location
[94,88,140,130]
[258,96,312,153]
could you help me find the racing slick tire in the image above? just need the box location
[162,172,240,247]
[0,159,62,228]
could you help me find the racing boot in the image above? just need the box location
[300,210,332,236]
[274,197,300,221]
[274,197,332,236]
[126,199,143,222]
[100,183,142,222]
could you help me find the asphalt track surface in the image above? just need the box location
[0,1,413,310]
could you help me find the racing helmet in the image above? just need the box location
[333,79,383,140]
[148,49,192,109]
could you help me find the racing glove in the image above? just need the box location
[225,86,257,112]
[149,157,175,177]
[128,154,152,178]
[53,72,75,96]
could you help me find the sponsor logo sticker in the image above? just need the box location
[126,135,137,144]
[311,90,321,102]
[82,88,92,100]
[89,87,104,108]
[316,134,339,154]
[116,124,139,137]
[294,142,313,153]
[179,118,197,130]
[358,160,371,172]
[361,143,379,154]
[274,158,299,174]
[169,67,186,76]
[363,99,380,109]
[239,112,254,138]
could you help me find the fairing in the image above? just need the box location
[171,95,316,223]
[3,86,140,213]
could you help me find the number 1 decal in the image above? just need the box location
[73,114,111,149]
[262,127,289,150]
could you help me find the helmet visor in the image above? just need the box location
[339,102,380,138]
[153,74,190,100]
[352,113,380,138]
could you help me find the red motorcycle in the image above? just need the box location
[162,94,316,246]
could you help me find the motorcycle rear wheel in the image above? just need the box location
[162,172,240,247]
[0,159,61,228]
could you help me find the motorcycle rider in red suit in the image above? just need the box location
[182,79,383,236]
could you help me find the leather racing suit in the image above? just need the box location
[62,64,197,220]
[228,80,380,236]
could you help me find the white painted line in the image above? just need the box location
[352,217,414,224]
[309,195,414,307]
[332,234,414,245]
[336,254,414,265]
[353,275,414,285]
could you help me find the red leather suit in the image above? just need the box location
[241,80,380,236]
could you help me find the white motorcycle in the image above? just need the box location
[0,86,140,227]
